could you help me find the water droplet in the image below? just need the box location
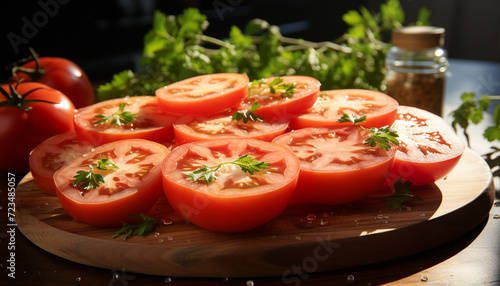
[222,277,229,282]
[164,277,172,283]
[271,235,277,239]
[167,236,173,241]
[306,213,317,221]
[384,215,390,219]
[421,275,428,282]
[494,199,500,207]
[158,239,164,243]
[295,236,301,240]
[347,274,355,282]
[420,213,426,217]
[44,202,49,206]
[377,214,384,219]
[384,220,389,224]
[320,219,329,226]
[405,206,412,211]
[162,218,173,225]
[493,214,500,219]
[154,232,160,237]
[246,280,255,286]
[112,273,119,279]
[75,277,82,282]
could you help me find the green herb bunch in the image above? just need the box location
[97,0,429,101]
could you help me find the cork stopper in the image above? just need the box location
[391,26,445,50]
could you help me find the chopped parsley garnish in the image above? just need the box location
[72,158,118,190]
[231,102,263,123]
[338,113,399,150]
[94,103,138,126]
[112,214,160,241]
[384,178,422,210]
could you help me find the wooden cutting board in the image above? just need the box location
[15,148,495,278]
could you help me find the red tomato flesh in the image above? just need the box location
[173,109,289,144]
[54,139,169,227]
[161,138,300,233]
[156,73,249,116]
[289,89,398,130]
[29,132,95,195]
[74,96,177,146]
[388,106,465,186]
[272,126,396,205]
[239,76,321,119]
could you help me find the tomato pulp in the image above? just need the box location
[388,106,465,186]
[29,132,95,195]
[273,126,397,205]
[74,96,177,145]
[54,139,169,227]
[156,73,249,116]
[161,138,300,232]
[289,89,398,130]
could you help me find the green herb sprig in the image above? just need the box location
[338,113,399,150]
[72,158,118,190]
[384,178,422,210]
[111,214,160,241]
[184,154,271,185]
[94,103,138,126]
[231,102,263,123]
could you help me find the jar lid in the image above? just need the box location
[391,26,445,50]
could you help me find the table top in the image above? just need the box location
[1,58,499,285]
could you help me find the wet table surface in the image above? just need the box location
[1,59,499,285]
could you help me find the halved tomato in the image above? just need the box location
[74,96,177,145]
[289,89,398,130]
[54,139,169,227]
[388,106,465,186]
[155,73,249,116]
[29,132,95,195]
[272,126,397,205]
[173,109,289,144]
[161,138,300,233]
[239,76,321,119]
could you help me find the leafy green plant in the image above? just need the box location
[97,0,428,101]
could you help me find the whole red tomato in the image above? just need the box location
[13,56,95,108]
[0,82,76,173]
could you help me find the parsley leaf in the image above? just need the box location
[184,154,271,185]
[111,214,160,241]
[72,158,118,190]
[338,113,399,150]
[268,77,296,98]
[231,102,263,123]
[94,103,138,126]
[384,178,422,210]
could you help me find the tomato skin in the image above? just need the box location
[239,76,321,119]
[0,82,76,174]
[173,109,289,145]
[156,73,249,116]
[29,132,95,195]
[74,96,176,146]
[54,139,169,227]
[161,138,300,233]
[15,57,95,108]
[272,126,397,205]
[289,89,398,130]
[387,106,465,186]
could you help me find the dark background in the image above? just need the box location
[1,0,499,84]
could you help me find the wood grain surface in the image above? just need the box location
[14,148,495,278]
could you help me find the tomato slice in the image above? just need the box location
[54,139,169,227]
[239,76,321,119]
[29,132,95,195]
[155,73,249,116]
[272,126,397,205]
[161,138,300,233]
[388,106,465,186]
[289,89,398,130]
[74,96,177,145]
[173,109,289,144]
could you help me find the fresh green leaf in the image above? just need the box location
[338,113,367,125]
[232,102,263,123]
[111,214,160,241]
[94,103,138,126]
[384,178,422,210]
[184,154,271,185]
[72,158,118,190]
[338,113,398,150]
[450,92,491,146]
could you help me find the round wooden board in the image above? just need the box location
[15,148,495,278]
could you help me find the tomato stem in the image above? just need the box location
[10,47,45,82]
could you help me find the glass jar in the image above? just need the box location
[385,26,449,115]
